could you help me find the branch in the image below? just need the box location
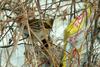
[0,43,31,48]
